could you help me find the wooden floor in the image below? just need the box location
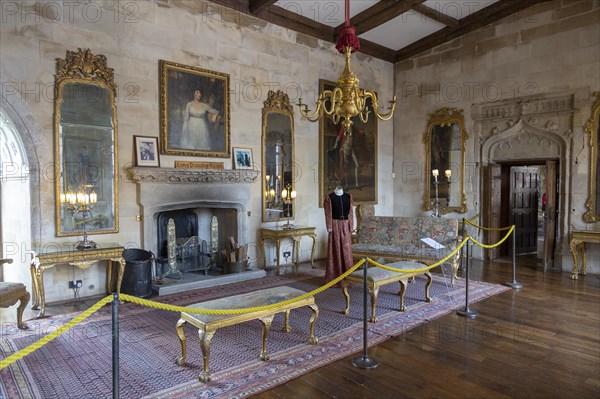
[1,257,598,398]
[254,256,600,399]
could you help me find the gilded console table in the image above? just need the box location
[29,245,125,317]
[259,226,317,275]
[569,230,600,280]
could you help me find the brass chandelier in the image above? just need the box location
[297,0,396,136]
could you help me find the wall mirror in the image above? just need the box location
[54,48,118,243]
[584,92,600,222]
[423,107,468,214]
[262,90,294,223]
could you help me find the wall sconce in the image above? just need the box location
[61,184,98,249]
[280,183,296,229]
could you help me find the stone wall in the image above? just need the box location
[393,0,600,273]
[0,0,394,301]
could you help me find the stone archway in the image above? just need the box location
[473,92,574,265]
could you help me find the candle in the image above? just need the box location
[432,169,438,182]
[445,169,451,179]
[281,188,288,199]
[291,190,297,199]
[60,193,66,203]
[90,191,97,204]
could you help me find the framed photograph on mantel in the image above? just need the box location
[159,60,230,158]
[134,135,160,167]
[318,79,378,206]
[232,147,254,170]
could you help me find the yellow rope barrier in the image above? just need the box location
[0,259,367,370]
[0,295,113,370]
[367,237,469,273]
[121,259,366,315]
[464,218,513,232]
[469,225,515,249]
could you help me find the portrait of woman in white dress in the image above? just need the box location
[160,60,230,157]
[180,88,221,150]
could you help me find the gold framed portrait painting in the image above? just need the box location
[159,60,230,157]
[318,79,378,205]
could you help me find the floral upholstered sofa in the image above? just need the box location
[351,216,461,283]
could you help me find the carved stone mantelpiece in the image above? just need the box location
[474,94,574,141]
[126,167,260,184]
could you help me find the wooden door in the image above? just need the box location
[543,160,557,270]
[509,166,540,255]
[483,164,502,259]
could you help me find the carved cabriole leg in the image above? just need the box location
[199,329,215,382]
[16,290,30,329]
[258,315,275,361]
[29,262,39,310]
[307,304,319,344]
[342,285,350,315]
[293,238,301,272]
[115,257,125,294]
[398,279,407,312]
[175,318,187,365]
[37,268,46,318]
[569,238,581,280]
[260,235,266,270]
[309,234,317,268]
[579,243,587,275]
[282,310,292,333]
[369,285,379,323]
[424,272,433,303]
[275,239,281,276]
[106,260,113,293]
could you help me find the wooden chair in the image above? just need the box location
[0,282,30,329]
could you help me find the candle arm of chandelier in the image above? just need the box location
[363,90,397,121]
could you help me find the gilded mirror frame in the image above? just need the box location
[54,48,119,237]
[261,90,295,223]
[583,92,600,222]
[423,107,468,214]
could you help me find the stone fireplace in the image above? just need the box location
[127,167,265,294]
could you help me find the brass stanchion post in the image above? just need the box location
[505,227,523,289]
[351,258,379,369]
[457,240,478,319]
[112,293,120,399]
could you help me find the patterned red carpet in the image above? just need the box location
[0,269,508,398]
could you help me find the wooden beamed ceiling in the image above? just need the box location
[210,0,551,64]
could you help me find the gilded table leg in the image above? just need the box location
[342,285,350,315]
[309,234,317,269]
[106,260,113,293]
[398,279,407,312]
[260,235,266,269]
[424,272,432,303]
[29,262,39,310]
[16,290,30,329]
[258,315,275,361]
[282,310,292,333]
[36,268,46,318]
[198,329,215,382]
[307,303,319,344]
[369,285,379,323]
[275,239,281,276]
[175,318,187,365]
[569,238,582,280]
[579,243,587,275]
[115,257,125,294]
[293,238,301,273]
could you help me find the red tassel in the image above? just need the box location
[336,25,360,54]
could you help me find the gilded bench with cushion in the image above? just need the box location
[175,286,319,382]
[342,260,432,322]
[0,282,30,329]
[352,216,461,284]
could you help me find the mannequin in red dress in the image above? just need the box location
[323,186,354,284]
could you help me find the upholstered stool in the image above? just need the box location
[342,261,432,322]
[0,282,30,329]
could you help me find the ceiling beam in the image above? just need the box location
[411,3,460,29]
[342,0,426,35]
[248,0,277,15]
[394,0,552,62]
